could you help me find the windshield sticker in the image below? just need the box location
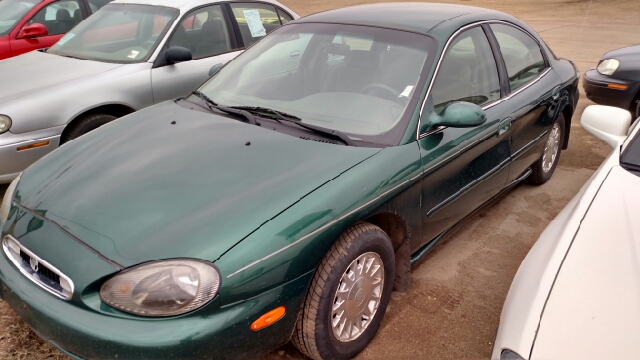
[243,9,266,38]
[127,50,140,59]
[400,85,414,98]
[57,33,75,45]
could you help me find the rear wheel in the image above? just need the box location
[529,113,565,185]
[292,222,395,360]
[61,113,117,144]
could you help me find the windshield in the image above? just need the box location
[48,4,178,63]
[0,0,39,36]
[197,23,434,146]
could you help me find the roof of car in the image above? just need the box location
[296,2,501,35]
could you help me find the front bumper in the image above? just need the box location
[583,69,639,110]
[0,258,311,360]
[0,126,63,184]
[0,207,311,359]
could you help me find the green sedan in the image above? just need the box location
[0,2,578,359]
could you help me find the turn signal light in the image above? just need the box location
[607,83,628,90]
[17,140,50,152]
[250,306,285,331]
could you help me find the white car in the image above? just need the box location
[492,105,640,360]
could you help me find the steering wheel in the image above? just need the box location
[142,40,156,50]
[362,83,407,105]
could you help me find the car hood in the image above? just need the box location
[531,166,640,359]
[602,45,640,81]
[0,51,122,103]
[15,101,380,268]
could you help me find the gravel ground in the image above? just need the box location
[0,0,638,359]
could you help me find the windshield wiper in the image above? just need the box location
[190,91,259,126]
[229,106,355,146]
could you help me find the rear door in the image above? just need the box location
[487,23,563,182]
[418,25,511,247]
[150,4,241,103]
[10,0,87,57]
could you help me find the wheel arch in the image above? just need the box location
[61,103,136,143]
[364,212,411,293]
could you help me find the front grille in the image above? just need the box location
[2,235,74,300]
[20,250,60,285]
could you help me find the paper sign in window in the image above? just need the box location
[242,9,266,38]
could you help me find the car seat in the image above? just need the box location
[71,9,82,27]
[51,9,73,35]
[195,19,228,58]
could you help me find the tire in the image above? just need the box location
[529,113,565,185]
[61,113,117,144]
[292,222,395,360]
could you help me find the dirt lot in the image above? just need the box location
[0,0,638,359]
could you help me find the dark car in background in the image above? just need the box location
[583,45,640,118]
[0,0,112,60]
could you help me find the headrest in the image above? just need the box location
[345,50,379,68]
[56,9,71,21]
[201,19,225,42]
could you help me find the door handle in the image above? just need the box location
[551,86,561,100]
[289,50,301,59]
[497,117,513,136]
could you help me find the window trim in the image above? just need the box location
[486,22,550,95]
[153,2,238,68]
[417,20,553,140]
[24,0,86,37]
[226,1,283,48]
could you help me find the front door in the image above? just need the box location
[150,4,240,103]
[418,25,511,248]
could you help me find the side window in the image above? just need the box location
[431,27,501,112]
[490,24,546,92]
[229,3,281,47]
[28,0,82,36]
[87,0,112,14]
[277,8,293,24]
[167,5,231,59]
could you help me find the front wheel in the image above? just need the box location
[61,113,117,144]
[292,222,395,360]
[529,113,565,185]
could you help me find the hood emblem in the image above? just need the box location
[29,257,39,272]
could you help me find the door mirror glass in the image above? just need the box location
[165,46,192,64]
[209,63,223,77]
[422,102,486,133]
[17,23,48,39]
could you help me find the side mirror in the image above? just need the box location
[209,63,223,77]
[17,23,48,39]
[164,46,192,64]
[421,102,486,134]
[581,105,631,148]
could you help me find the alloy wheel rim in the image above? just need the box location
[331,252,384,342]
[542,122,561,173]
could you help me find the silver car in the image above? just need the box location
[0,0,298,183]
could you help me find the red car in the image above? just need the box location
[0,0,112,60]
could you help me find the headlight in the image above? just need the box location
[500,349,525,360]
[0,174,21,229]
[100,259,220,317]
[597,59,620,75]
[0,115,11,134]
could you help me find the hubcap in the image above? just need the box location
[331,252,384,342]
[542,122,561,173]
